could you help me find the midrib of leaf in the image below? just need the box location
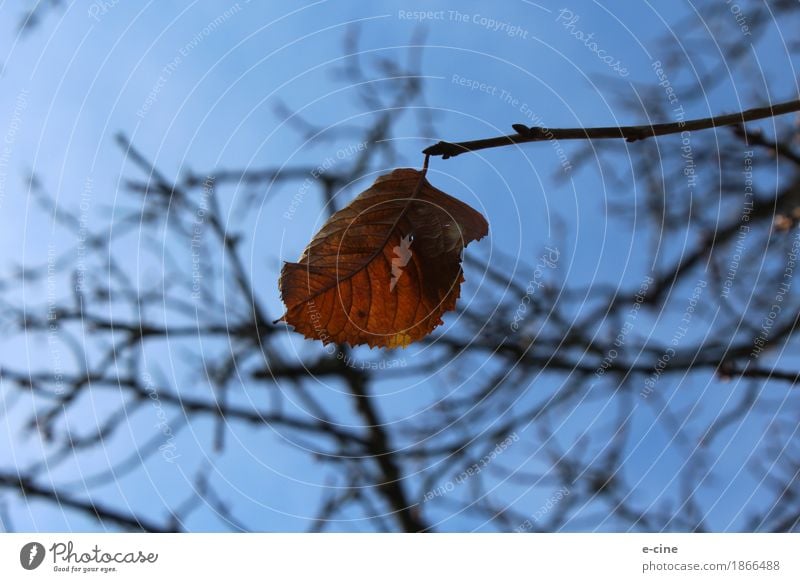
[297,168,429,305]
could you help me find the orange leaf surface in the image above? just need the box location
[277,167,488,348]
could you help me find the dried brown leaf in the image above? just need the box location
[277,167,488,348]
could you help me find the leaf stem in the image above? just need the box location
[423,98,800,159]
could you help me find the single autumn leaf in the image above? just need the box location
[277,166,488,348]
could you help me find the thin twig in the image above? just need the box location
[423,98,800,159]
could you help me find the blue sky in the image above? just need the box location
[1,1,798,531]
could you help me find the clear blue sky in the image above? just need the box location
[0,1,797,531]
